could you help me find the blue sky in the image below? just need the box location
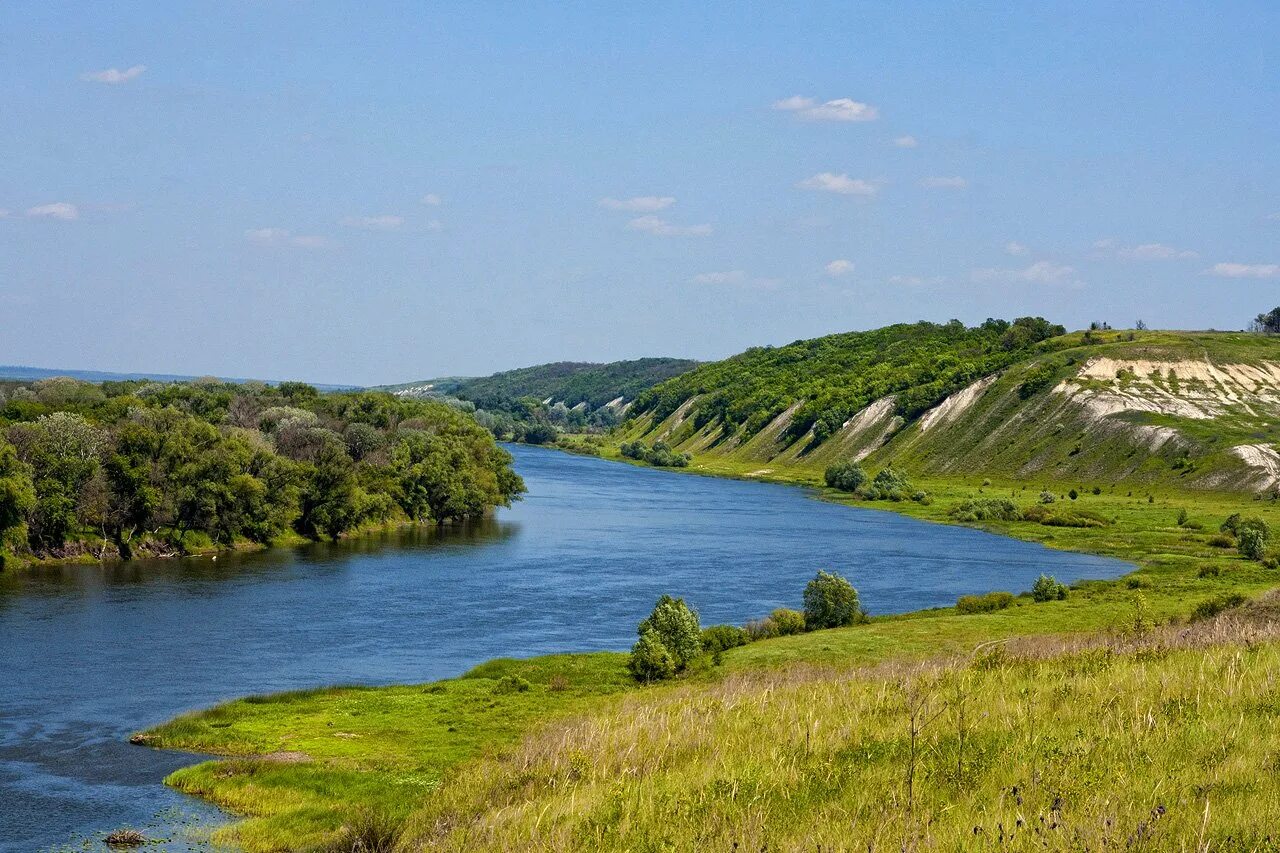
[1,1,1277,385]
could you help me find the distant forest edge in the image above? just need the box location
[380,357,700,443]
[0,364,359,391]
[0,379,524,568]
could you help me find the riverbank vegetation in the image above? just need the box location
[0,378,524,567]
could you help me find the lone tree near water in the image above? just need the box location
[803,570,863,629]
[628,595,702,682]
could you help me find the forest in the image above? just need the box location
[0,377,524,567]
[630,317,1065,444]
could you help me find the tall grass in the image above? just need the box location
[402,600,1280,851]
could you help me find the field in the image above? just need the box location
[140,452,1280,852]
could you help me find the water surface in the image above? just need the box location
[0,445,1129,850]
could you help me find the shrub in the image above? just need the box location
[1031,573,1069,602]
[636,595,702,670]
[1197,564,1222,578]
[956,590,1015,614]
[1221,513,1243,535]
[628,629,676,682]
[1191,593,1247,622]
[802,570,862,629]
[824,460,868,493]
[1038,491,1056,504]
[1068,489,1079,501]
[1239,527,1268,561]
[869,466,911,500]
[104,828,147,847]
[743,617,777,641]
[620,440,690,468]
[1176,507,1190,526]
[700,624,749,654]
[1208,533,1235,548]
[769,607,807,636]
[950,498,1020,522]
[492,675,531,694]
[1021,505,1109,528]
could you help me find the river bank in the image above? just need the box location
[126,445,1280,851]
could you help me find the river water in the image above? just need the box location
[0,445,1129,851]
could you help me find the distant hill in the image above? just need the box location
[623,322,1280,493]
[385,358,700,411]
[0,364,359,391]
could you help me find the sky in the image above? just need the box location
[1,1,1277,386]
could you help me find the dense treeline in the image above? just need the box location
[631,318,1065,445]
[0,377,524,567]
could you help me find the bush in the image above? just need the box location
[769,607,807,636]
[1191,593,1247,622]
[1039,491,1056,504]
[700,624,749,654]
[1239,527,1268,561]
[950,498,1020,522]
[1208,533,1235,548]
[743,617,777,641]
[635,595,702,670]
[955,590,1015,614]
[802,569,863,629]
[1031,574,1069,602]
[824,460,868,492]
[621,440,690,468]
[628,629,676,682]
[1021,505,1109,528]
[868,466,911,500]
[1197,564,1222,578]
[492,675,531,694]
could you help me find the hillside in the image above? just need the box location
[389,358,699,410]
[624,324,1280,494]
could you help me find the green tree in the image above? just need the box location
[803,570,863,629]
[1032,574,1069,602]
[636,595,702,671]
[0,438,36,567]
[824,460,868,492]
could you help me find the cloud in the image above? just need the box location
[1207,262,1279,279]
[627,215,711,237]
[0,209,10,218]
[824,259,855,277]
[246,228,328,248]
[1267,212,1280,221]
[424,219,443,232]
[892,135,918,148]
[690,270,746,285]
[26,202,79,220]
[421,193,443,206]
[599,196,676,212]
[1119,242,1198,260]
[80,65,147,84]
[1093,239,1198,260]
[973,261,1081,286]
[340,214,404,231]
[797,172,878,196]
[773,96,878,122]
[920,176,968,189]
[1005,241,1031,256]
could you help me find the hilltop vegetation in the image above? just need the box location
[386,358,698,444]
[0,378,523,567]
[624,322,1280,495]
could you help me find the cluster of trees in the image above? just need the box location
[824,460,928,503]
[0,377,525,566]
[620,440,690,468]
[1222,514,1272,562]
[628,571,864,682]
[1250,306,1280,335]
[631,318,1065,448]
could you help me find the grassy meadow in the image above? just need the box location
[138,445,1280,852]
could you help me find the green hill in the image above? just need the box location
[385,358,699,411]
[624,323,1280,494]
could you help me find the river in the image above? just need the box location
[0,444,1129,851]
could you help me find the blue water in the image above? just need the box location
[0,445,1130,851]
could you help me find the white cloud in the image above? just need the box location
[80,65,147,84]
[824,259,855,277]
[973,261,1081,286]
[773,96,878,122]
[599,196,676,212]
[920,176,968,189]
[1207,262,1279,279]
[892,135,918,148]
[246,228,327,248]
[690,270,746,285]
[340,214,404,231]
[627,216,711,237]
[420,193,443,206]
[424,219,443,232]
[1119,242,1198,260]
[1005,241,1031,256]
[0,209,10,218]
[26,202,79,220]
[797,172,878,196]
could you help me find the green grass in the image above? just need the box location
[142,450,1280,851]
